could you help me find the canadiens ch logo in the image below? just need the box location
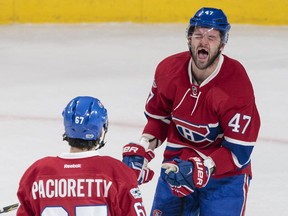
[153,209,162,216]
[172,117,219,143]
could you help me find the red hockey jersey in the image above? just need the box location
[17,151,146,216]
[143,51,260,178]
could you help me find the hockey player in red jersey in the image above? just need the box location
[123,7,261,216]
[17,96,147,216]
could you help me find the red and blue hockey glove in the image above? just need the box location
[122,143,155,185]
[162,157,213,197]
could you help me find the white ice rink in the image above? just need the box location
[0,23,288,215]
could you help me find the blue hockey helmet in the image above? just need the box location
[62,96,108,141]
[187,7,231,43]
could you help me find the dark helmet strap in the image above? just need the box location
[96,128,107,150]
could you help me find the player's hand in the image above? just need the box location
[162,157,212,197]
[122,143,155,185]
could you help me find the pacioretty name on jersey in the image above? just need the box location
[32,178,112,199]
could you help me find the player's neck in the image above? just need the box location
[191,57,220,85]
[69,147,95,153]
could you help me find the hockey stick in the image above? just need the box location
[0,203,19,214]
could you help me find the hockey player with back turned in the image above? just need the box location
[122,7,261,216]
[17,96,147,216]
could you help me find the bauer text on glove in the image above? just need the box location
[162,157,213,197]
[122,143,155,185]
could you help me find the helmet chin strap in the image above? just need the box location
[62,133,68,141]
[95,128,108,150]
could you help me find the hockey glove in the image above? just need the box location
[122,143,155,185]
[162,157,212,197]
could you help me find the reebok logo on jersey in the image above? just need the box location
[64,164,81,168]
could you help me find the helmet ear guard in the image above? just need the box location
[187,7,231,44]
[62,96,108,149]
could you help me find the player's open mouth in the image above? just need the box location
[198,49,208,60]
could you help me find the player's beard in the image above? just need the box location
[190,44,222,70]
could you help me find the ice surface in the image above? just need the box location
[0,23,287,215]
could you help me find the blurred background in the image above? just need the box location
[0,0,287,25]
